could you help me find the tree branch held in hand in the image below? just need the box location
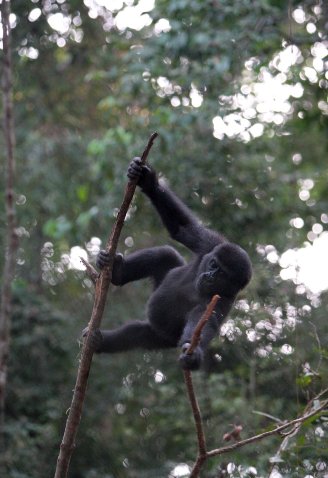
[183,294,219,478]
[54,132,158,478]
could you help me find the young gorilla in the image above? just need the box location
[88,157,252,370]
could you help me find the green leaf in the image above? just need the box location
[296,374,313,388]
[43,216,72,239]
[76,184,89,203]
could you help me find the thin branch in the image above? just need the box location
[80,257,99,285]
[309,321,323,373]
[184,370,207,454]
[0,0,19,433]
[268,388,328,477]
[252,410,282,423]
[105,132,158,260]
[207,398,328,458]
[183,295,220,478]
[54,132,158,478]
[311,387,328,401]
[184,370,207,478]
[187,295,220,355]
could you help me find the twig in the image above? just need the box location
[268,388,328,477]
[309,321,323,373]
[183,295,220,478]
[207,398,328,458]
[80,257,99,285]
[187,295,220,355]
[252,410,282,423]
[54,132,158,478]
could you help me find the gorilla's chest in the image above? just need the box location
[147,267,198,324]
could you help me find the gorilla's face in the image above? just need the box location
[196,243,252,298]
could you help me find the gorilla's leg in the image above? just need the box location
[90,321,177,353]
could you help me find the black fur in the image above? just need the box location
[90,158,252,370]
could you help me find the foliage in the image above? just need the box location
[0,0,327,476]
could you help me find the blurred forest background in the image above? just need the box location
[1,0,328,477]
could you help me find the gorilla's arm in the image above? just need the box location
[129,158,224,254]
[147,184,222,254]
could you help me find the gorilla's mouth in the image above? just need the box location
[196,272,218,293]
[202,272,217,283]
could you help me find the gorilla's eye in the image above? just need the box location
[208,258,218,270]
[208,258,226,276]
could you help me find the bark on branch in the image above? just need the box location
[54,133,158,478]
